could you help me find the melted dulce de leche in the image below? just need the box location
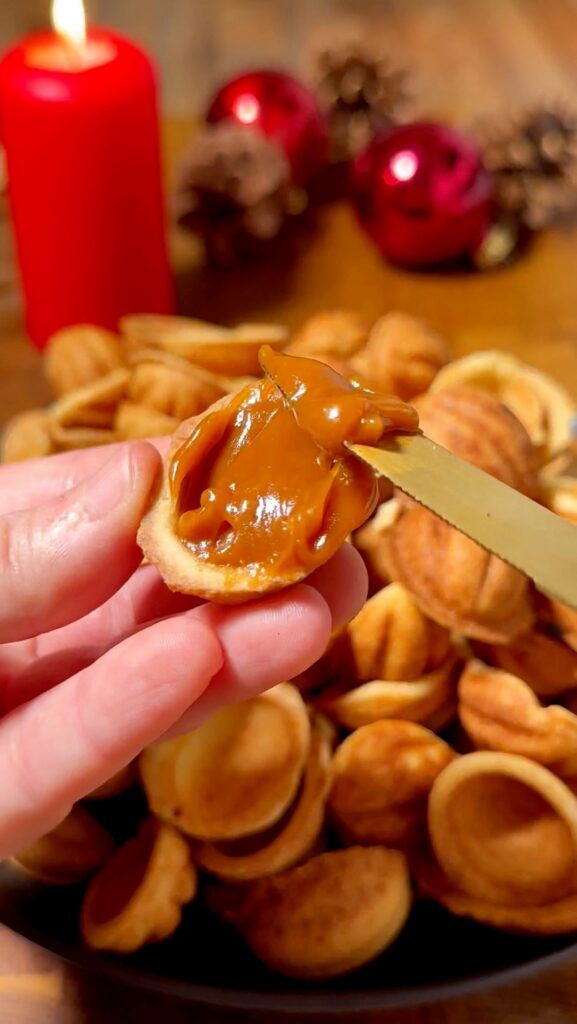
[168,346,418,579]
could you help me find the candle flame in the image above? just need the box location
[52,0,87,50]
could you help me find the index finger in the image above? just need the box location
[0,437,170,516]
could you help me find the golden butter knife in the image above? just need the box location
[350,434,577,611]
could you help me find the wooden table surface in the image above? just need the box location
[4,2,577,1020]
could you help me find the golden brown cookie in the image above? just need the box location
[428,751,577,906]
[288,310,369,361]
[415,386,538,494]
[127,359,225,421]
[329,720,455,847]
[193,725,331,881]
[548,599,577,655]
[342,582,451,683]
[120,315,288,376]
[45,325,125,398]
[350,312,451,400]
[140,683,310,840]
[219,846,411,978]
[114,401,178,440]
[383,503,534,643]
[81,819,196,953]
[48,422,118,450]
[50,368,129,430]
[319,651,459,730]
[415,847,577,935]
[475,628,577,698]
[353,498,401,591]
[431,350,576,462]
[12,805,114,884]
[1,409,54,462]
[540,472,577,524]
[458,660,577,777]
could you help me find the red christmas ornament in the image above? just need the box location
[351,122,495,267]
[206,70,328,187]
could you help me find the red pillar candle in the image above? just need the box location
[0,7,173,348]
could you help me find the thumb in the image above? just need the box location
[0,442,160,643]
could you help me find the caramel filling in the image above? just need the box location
[169,347,418,578]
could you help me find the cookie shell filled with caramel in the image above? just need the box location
[138,346,418,602]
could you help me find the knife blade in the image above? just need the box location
[350,434,577,610]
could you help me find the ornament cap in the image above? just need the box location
[473,219,519,270]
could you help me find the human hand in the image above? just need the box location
[0,441,368,857]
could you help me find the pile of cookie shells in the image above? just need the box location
[7,310,577,980]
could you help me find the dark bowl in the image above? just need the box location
[1,791,577,1014]
[3,862,577,1015]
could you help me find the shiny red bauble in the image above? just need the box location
[351,122,495,267]
[206,69,328,187]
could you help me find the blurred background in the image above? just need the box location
[2,0,577,120]
[2,0,577,420]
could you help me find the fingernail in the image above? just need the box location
[83,450,133,521]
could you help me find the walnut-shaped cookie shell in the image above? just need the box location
[50,368,129,430]
[11,805,114,885]
[416,848,577,936]
[415,386,538,495]
[1,409,54,462]
[342,581,451,683]
[140,683,310,841]
[458,660,577,777]
[431,350,576,462]
[219,846,411,978]
[193,725,330,881]
[48,423,117,450]
[120,315,287,376]
[540,472,577,524]
[384,503,534,643]
[114,401,178,440]
[319,650,459,730]
[350,312,451,400]
[287,310,369,362]
[353,498,401,590]
[45,325,125,397]
[329,720,455,848]
[81,819,196,953]
[475,628,577,698]
[547,596,577,654]
[127,359,225,421]
[428,751,577,907]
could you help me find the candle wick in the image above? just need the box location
[60,35,87,70]
[63,40,87,69]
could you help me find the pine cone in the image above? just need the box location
[175,123,296,266]
[480,106,577,230]
[313,38,409,162]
